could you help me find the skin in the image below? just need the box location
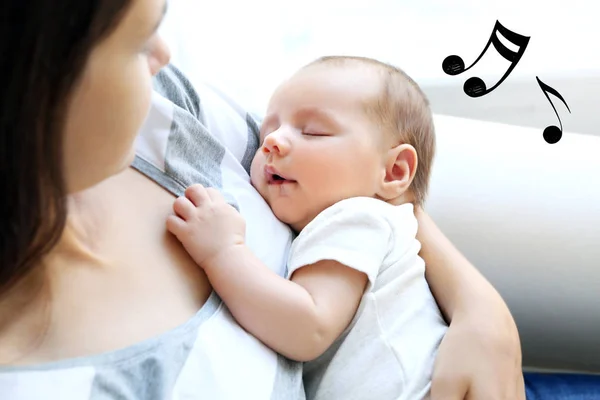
[0,1,525,398]
[250,64,418,232]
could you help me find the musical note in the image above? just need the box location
[536,77,571,144]
[442,20,530,98]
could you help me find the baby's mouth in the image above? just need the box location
[265,165,296,185]
[268,173,296,185]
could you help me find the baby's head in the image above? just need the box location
[250,56,435,232]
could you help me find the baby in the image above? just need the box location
[167,56,448,400]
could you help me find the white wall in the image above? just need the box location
[161,0,600,120]
[429,115,600,372]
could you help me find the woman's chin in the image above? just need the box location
[67,153,137,195]
[110,151,137,182]
[124,148,136,167]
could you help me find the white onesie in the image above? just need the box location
[287,196,448,400]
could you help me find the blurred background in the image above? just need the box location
[162,0,599,137]
[159,0,600,372]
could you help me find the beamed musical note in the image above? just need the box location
[442,20,530,97]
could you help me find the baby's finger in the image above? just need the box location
[185,184,210,207]
[166,214,187,236]
[173,196,196,220]
[205,187,226,203]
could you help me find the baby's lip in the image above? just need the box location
[264,165,296,184]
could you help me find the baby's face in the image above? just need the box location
[250,64,387,232]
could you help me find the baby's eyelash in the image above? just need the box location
[302,132,328,136]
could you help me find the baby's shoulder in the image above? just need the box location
[296,197,417,247]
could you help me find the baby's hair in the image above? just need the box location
[304,56,436,207]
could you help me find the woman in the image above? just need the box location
[0,0,590,399]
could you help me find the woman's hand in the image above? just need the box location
[430,303,526,400]
[414,207,525,400]
[167,184,246,267]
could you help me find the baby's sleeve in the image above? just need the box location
[286,197,393,288]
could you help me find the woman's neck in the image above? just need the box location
[0,183,114,364]
[54,189,116,263]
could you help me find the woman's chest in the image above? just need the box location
[22,169,212,363]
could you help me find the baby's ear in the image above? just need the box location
[376,143,418,201]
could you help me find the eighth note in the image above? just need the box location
[536,77,571,144]
[442,20,530,98]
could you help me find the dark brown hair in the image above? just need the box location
[0,0,133,295]
[306,56,436,207]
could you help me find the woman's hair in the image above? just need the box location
[0,0,133,295]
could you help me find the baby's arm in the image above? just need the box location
[167,185,379,361]
[203,246,367,361]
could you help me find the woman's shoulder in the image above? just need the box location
[133,64,260,202]
[0,292,304,400]
[135,64,294,278]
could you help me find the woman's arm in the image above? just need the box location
[416,208,526,400]
[417,208,508,323]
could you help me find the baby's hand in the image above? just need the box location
[167,184,246,267]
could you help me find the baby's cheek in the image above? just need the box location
[249,155,263,189]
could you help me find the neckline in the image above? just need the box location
[0,291,221,372]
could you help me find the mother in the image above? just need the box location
[0,0,551,398]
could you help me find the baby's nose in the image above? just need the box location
[263,131,290,155]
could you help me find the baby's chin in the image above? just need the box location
[267,202,300,229]
[270,203,296,224]
[272,204,322,234]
